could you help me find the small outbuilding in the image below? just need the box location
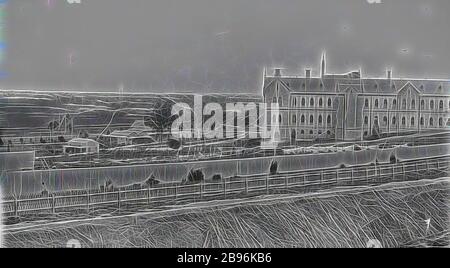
[63,138,100,154]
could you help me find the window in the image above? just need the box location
[328,98,332,107]
[318,115,323,125]
[364,116,369,125]
[421,100,425,109]
[429,117,434,126]
[420,117,424,126]
[383,116,388,126]
[302,83,305,90]
[439,100,444,110]
[384,99,388,108]
[319,98,323,107]
[301,115,305,124]
[392,99,397,108]
[309,130,313,135]
[301,130,305,135]
[292,115,297,124]
[430,100,435,110]
[310,115,314,124]
[310,98,314,107]
[278,115,282,124]
[327,115,332,125]
[375,99,379,108]
[365,99,369,108]
[402,117,406,126]
[301,98,306,107]
[278,97,282,106]
[411,117,415,126]
[402,99,407,109]
[439,118,443,127]
[272,97,277,103]
[392,117,396,125]
[411,99,416,109]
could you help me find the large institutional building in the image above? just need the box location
[263,54,450,142]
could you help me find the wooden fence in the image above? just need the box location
[1,156,448,217]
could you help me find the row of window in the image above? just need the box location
[291,114,332,125]
[364,115,447,127]
[364,98,449,110]
[292,129,332,137]
[290,97,333,108]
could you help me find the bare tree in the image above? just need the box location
[144,98,178,142]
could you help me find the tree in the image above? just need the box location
[79,130,89,139]
[48,120,60,138]
[144,98,177,143]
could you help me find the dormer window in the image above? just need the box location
[302,83,306,89]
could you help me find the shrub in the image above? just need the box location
[270,161,278,175]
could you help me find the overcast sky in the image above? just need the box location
[1,0,450,93]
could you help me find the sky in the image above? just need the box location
[1,0,449,94]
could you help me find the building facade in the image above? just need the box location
[263,54,450,142]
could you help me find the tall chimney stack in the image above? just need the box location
[305,69,311,79]
[274,68,282,77]
[387,69,392,80]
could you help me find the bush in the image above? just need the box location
[211,174,222,181]
[142,174,160,187]
[185,169,205,184]
[270,161,278,175]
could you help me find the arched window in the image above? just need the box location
[310,98,314,107]
[420,117,424,126]
[319,98,323,107]
[328,98,332,107]
[383,116,388,125]
[439,118,443,127]
[375,99,379,108]
[301,98,306,107]
[278,97,282,106]
[421,100,425,109]
[301,130,304,135]
[384,99,388,108]
[309,115,314,124]
[439,100,444,110]
[309,130,313,135]
[392,99,397,108]
[411,117,415,126]
[327,115,332,125]
[430,100,435,110]
[318,115,323,124]
[364,116,369,125]
[365,99,369,108]
[301,115,305,124]
[292,115,297,124]
[402,99,407,109]
[411,99,416,109]
[402,117,406,126]
[278,114,282,123]
[272,97,277,103]
[429,117,434,126]
[392,116,396,125]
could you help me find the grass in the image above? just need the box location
[3,178,449,248]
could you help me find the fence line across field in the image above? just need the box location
[1,156,448,216]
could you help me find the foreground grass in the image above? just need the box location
[4,178,450,248]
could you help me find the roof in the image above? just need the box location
[263,73,450,96]
[110,120,154,138]
[67,138,99,147]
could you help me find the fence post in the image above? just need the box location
[223,178,227,198]
[245,178,248,195]
[86,189,90,212]
[174,184,177,201]
[200,182,203,199]
[285,176,288,190]
[117,189,121,210]
[320,171,323,185]
[51,194,56,214]
[351,169,354,184]
[403,164,406,181]
[266,176,269,194]
[336,170,339,183]
[14,198,18,216]
[147,185,151,205]
[366,168,369,184]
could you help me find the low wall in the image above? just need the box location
[1,144,448,196]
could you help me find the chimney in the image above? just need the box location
[305,69,311,79]
[274,68,282,77]
[387,70,392,80]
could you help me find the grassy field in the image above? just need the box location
[3,178,449,248]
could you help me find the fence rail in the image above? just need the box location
[2,156,449,216]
